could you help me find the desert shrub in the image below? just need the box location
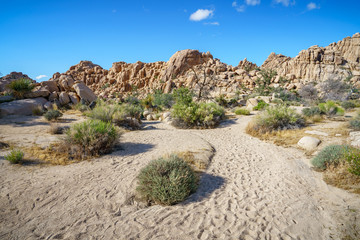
[311,145,349,170]
[136,154,198,205]
[340,101,356,110]
[64,119,119,159]
[350,119,360,130]
[124,95,141,105]
[302,106,322,117]
[44,110,63,121]
[247,105,305,134]
[121,103,143,120]
[86,104,115,122]
[319,79,351,101]
[73,103,89,112]
[32,106,44,116]
[253,100,268,111]
[152,90,174,109]
[173,87,193,106]
[234,108,250,115]
[172,102,225,129]
[298,84,318,103]
[345,148,360,176]
[318,100,345,116]
[7,78,35,99]
[5,149,24,164]
[255,69,277,95]
[215,94,228,107]
[141,94,154,109]
[49,123,69,135]
[274,89,299,102]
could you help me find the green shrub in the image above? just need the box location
[215,94,228,107]
[350,119,360,130]
[73,103,89,112]
[234,108,250,115]
[318,100,345,116]
[44,110,63,121]
[32,106,44,116]
[5,149,24,164]
[253,100,268,111]
[86,104,115,122]
[302,106,322,117]
[173,87,193,106]
[7,78,35,99]
[172,102,225,129]
[345,148,360,176]
[141,94,154,109]
[152,90,174,109]
[311,145,349,170]
[247,105,305,134]
[340,101,356,110]
[136,154,198,205]
[64,119,119,159]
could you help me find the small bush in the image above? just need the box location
[44,110,63,121]
[345,148,360,176]
[253,100,268,111]
[298,84,318,102]
[63,119,119,159]
[318,100,345,116]
[7,78,35,99]
[173,87,193,106]
[32,106,44,116]
[86,104,115,122]
[136,154,198,205]
[311,145,349,170]
[73,103,89,112]
[152,90,174,109]
[319,79,351,101]
[302,106,322,117]
[247,105,305,134]
[215,94,228,107]
[274,90,299,102]
[5,149,24,164]
[234,108,250,115]
[49,123,68,135]
[350,119,360,130]
[341,101,356,110]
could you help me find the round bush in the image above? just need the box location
[311,145,349,170]
[5,149,24,164]
[136,155,198,205]
[234,108,250,116]
[7,78,35,99]
[345,148,360,176]
[44,110,63,121]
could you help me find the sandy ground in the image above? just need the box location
[0,115,359,239]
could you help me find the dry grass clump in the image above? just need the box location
[176,151,208,171]
[25,145,71,165]
[7,78,35,99]
[44,109,63,121]
[136,154,198,205]
[49,123,62,135]
[323,163,360,194]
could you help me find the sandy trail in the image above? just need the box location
[0,117,359,239]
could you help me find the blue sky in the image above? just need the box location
[0,0,359,81]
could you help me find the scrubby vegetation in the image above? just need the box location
[311,145,350,170]
[136,154,198,205]
[318,100,345,116]
[32,106,44,116]
[171,87,225,129]
[5,149,24,164]
[246,105,305,135]
[44,110,63,121]
[62,119,119,159]
[7,78,35,99]
[234,108,250,116]
[253,100,268,111]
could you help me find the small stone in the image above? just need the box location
[297,136,321,151]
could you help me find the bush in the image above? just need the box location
[234,108,250,115]
[253,100,268,111]
[215,94,228,107]
[345,148,360,176]
[5,149,24,164]
[302,106,322,117]
[274,89,299,102]
[86,104,115,122]
[73,103,89,112]
[7,78,35,99]
[173,87,193,106]
[64,119,119,159]
[311,145,349,170]
[298,84,318,102]
[44,110,63,121]
[319,79,351,101]
[172,102,225,129]
[340,101,356,110]
[350,119,360,130]
[152,90,174,109]
[32,106,44,116]
[318,100,345,116]
[136,154,198,205]
[247,105,305,134]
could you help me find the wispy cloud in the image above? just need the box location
[273,0,295,7]
[205,22,220,26]
[189,9,214,21]
[36,75,47,80]
[232,1,246,12]
[245,0,261,6]
[307,2,320,10]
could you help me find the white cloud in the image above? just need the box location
[232,1,246,12]
[307,2,320,10]
[273,0,295,6]
[245,0,261,6]
[36,75,47,80]
[205,22,220,26]
[189,9,214,21]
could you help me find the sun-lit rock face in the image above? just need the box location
[262,33,360,84]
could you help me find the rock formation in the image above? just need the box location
[0,72,34,92]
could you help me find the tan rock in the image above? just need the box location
[59,92,70,105]
[72,82,97,103]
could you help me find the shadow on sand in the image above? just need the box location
[217,119,238,128]
[183,173,226,204]
[112,142,155,156]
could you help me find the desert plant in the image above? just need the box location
[152,90,174,109]
[234,108,250,115]
[350,119,360,130]
[255,69,277,95]
[32,106,44,116]
[73,102,89,112]
[302,106,323,117]
[86,104,115,122]
[319,79,351,101]
[141,94,154,109]
[247,105,305,134]
[318,100,345,116]
[298,84,318,103]
[345,147,360,176]
[341,101,357,110]
[64,119,119,159]
[7,78,35,99]
[136,154,198,205]
[44,110,63,121]
[253,100,268,111]
[173,87,193,106]
[5,149,24,164]
[311,145,349,170]
[215,94,228,107]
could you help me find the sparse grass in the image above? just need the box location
[136,154,198,205]
[7,78,35,99]
[49,123,66,135]
[5,149,24,164]
[323,163,360,194]
[176,151,208,171]
[234,108,250,116]
[44,110,63,121]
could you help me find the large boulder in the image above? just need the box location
[297,136,321,151]
[0,97,47,117]
[72,82,97,103]
[59,92,71,105]
[40,80,59,92]
[24,90,50,98]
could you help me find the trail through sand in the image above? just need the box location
[0,117,359,239]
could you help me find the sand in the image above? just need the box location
[0,116,359,239]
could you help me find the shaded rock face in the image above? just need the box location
[262,33,360,84]
[0,72,34,92]
[0,98,47,117]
